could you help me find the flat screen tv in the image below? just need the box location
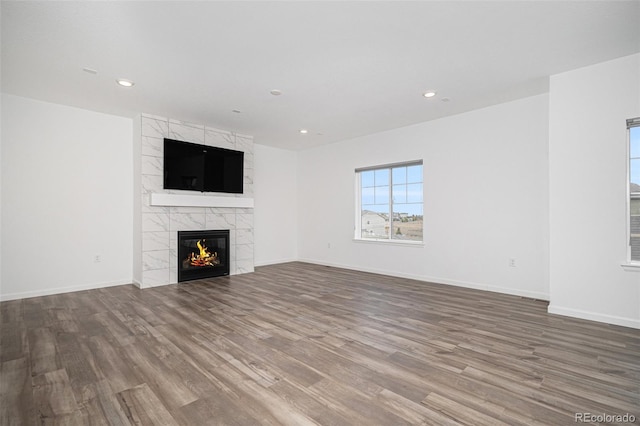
[163,138,244,194]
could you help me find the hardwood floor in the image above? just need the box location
[1,262,639,425]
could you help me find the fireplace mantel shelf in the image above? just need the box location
[150,193,254,209]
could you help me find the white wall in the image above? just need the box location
[549,54,640,329]
[0,94,133,300]
[0,90,3,295]
[297,94,550,300]
[253,144,298,266]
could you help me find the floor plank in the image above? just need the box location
[1,261,639,425]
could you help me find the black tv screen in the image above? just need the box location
[164,138,244,194]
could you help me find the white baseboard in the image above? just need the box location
[486,284,549,301]
[548,304,640,330]
[296,258,550,301]
[0,278,134,302]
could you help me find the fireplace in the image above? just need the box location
[177,230,230,282]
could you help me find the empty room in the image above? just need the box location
[1,1,639,425]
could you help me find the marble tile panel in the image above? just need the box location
[235,228,254,245]
[169,233,178,269]
[142,268,170,287]
[235,135,254,153]
[235,211,254,230]
[205,128,235,149]
[141,174,163,194]
[141,193,151,210]
[142,231,170,251]
[169,269,178,285]
[141,136,163,158]
[242,184,254,198]
[207,207,235,215]
[169,119,205,144]
[170,206,205,214]
[143,250,170,271]
[141,116,169,138]
[243,170,254,185]
[169,247,178,273]
[141,155,163,176]
[205,211,236,229]
[243,152,254,170]
[235,244,254,261]
[142,212,170,232]
[170,212,206,232]
[141,195,169,213]
[235,260,254,275]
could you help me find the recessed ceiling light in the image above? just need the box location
[232,109,242,113]
[82,67,98,75]
[299,129,308,134]
[270,89,282,96]
[116,78,135,87]
[423,91,437,98]
[441,97,451,102]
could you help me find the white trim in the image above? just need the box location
[548,304,640,329]
[297,258,550,301]
[621,262,640,272]
[627,125,632,262]
[626,121,639,263]
[354,172,361,240]
[0,279,133,302]
[150,193,254,208]
[355,161,424,242]
[355,159,423,173]
[352,238,424,247]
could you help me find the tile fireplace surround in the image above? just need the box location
[133,114,254,288]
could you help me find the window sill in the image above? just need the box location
[621,262,640,272]
[353,238,424,247]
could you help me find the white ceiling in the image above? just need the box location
[2,1,639,150]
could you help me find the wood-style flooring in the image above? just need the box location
[1,262,639,425]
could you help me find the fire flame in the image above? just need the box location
[186,239,220,267]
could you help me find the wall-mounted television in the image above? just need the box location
[163,138,244,194]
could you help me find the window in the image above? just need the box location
[355,160,423,242]
[629,118,640,262]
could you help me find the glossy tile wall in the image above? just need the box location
[134,113,254,287]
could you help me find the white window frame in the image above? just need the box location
[354,160,424,245]
[626,118,640,269]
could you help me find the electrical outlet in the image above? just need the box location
[327,243,331,249]
[94,255,101,263]
[509,258,516,267]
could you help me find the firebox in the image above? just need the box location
[177,229,230,282]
